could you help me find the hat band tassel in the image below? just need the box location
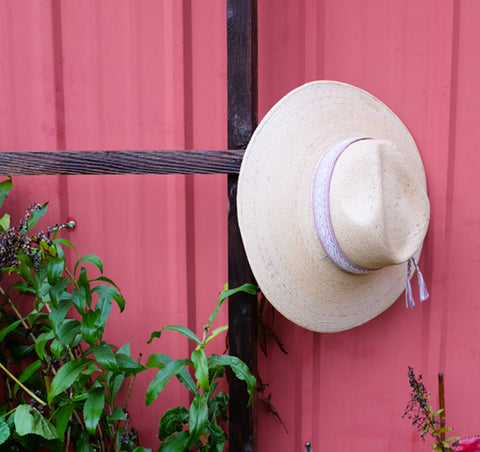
[406,257,430,308]
[405,274,414,308]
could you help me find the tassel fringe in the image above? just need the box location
[405,257,430,308]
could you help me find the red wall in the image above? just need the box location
[1,1,480,450]
[0,0,228,447]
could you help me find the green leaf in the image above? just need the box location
[145,353,170,369]
[116,342,131,355]
[53,237,77,253]
[48,296,71,332]
[83,363,101,378]
[18,256,35,286]
[92,275,122,292]
[108,374,125,403]
[186,393,208,449]
[55,404,76,439]
[48,358,91,404]
[158,430,190,452]
[81,309,103,346]
[47,258,65,285]
[114,345,145,376]
[158,407,189,441]
[35,330,54,360]
[93,343,119,372]
[57,318,81,346]
[0,416,10,445]
[27,202,48,231]
[84,388,105,434]
[48,277,69,309]
[95,295,112,328]
[208,283,258,327]
[148,325,201,345]
[147,331,162,344]
[75,254,103,276]
[14,360,42,397]
[0,213,10,232]
[444,436,462,443]
[26,310,48,328]
[133,448,153,452]
[204,325,228,345]
[204,421,226,452]
[208,392,229,422]
[76,430,92,452]
[93,284,125,313]
[77,267,92,308]
[208,354,256,406]
[0,176,13,208]
[70,392,89,403]
[72,287,87,314]
[50,338,66,358]
[115,355,144,376]
[14,405,58,440]
[0,318,23,344]
[145,359,192,406]
[192,348,209,392]
[146,353,197,394]
[106,406,126,422]
[9,281,36,295]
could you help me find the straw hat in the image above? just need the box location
[237,81,430,333]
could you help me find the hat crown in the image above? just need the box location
[329,139,430,270]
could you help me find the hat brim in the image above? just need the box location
[237,81,427,332]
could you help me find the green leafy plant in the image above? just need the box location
[0,178,149,451]
[145,284,258,452]
[404,367,460,451]
[0,178,260,452]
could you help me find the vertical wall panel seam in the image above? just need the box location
[1,3,16,148]
[51,0,66,150]
[50,0,69,226]
[182,0,197,342]
[438,0,461,373]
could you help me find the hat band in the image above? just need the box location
[312,137,372,274]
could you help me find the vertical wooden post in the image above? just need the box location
[438,373,446,443]
[227,0,258,451]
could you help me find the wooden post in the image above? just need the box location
[438,373,446,443]
[227,0,258,451]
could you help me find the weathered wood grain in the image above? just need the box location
[0,150,244,175]
[227,0,258,451]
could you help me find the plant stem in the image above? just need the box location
[65,425,71,452]
[64,266,78,288]
[0,361,46,406]
[0,286,37,343]
[123,353,142,411]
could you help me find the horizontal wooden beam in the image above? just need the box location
[0,150,244,175]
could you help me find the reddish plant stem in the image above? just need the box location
[439,373,446,443]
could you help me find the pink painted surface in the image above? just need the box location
[0,0,228,447]
[1,1,480,451]
[257,0,479,450]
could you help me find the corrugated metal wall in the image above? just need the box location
[0,1,228,447]
[257,1,480,451]
[2,0,480,450]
